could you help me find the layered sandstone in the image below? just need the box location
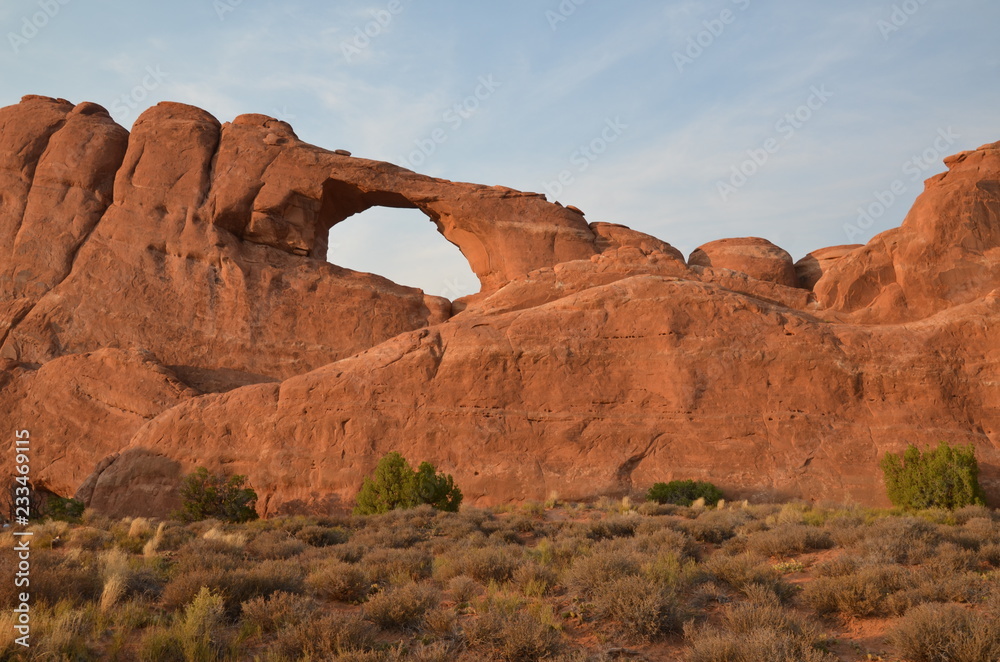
[1,96,998,517]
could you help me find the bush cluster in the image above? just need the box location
[176,467,259,523]
[646,479,723,507]
[354,452,462,515]
[881,441,986,510]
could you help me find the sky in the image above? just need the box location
[1,0,998,298]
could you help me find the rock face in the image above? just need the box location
[2,96,999,517]
[794,245,863,291]
[688,237,799,288]
[815,142,1000,322]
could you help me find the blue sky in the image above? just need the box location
[2,0,998,297]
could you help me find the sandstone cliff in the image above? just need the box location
[1,96,997,516]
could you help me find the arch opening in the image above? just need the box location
[326,206,480,299]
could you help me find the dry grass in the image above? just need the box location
[8,499,1000,660]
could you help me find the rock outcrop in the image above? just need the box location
[794,245,863,291]
[1,95,998,517]
[815,142,1000,322]
[689,237,799,288]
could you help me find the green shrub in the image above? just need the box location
[354,452,462,515]
[46,496,86,522]
[176,467,258,523]
[412,462,463,512]
[647,480,723,507]
[880,442,987,510]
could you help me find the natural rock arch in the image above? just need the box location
[206,111,599,292]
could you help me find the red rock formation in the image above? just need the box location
[1,96,998,517]
[688,237,799,288]
[794,245,863,291]
[815,142,1000,321]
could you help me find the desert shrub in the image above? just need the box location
[702,553,794,602]
[295,524,349,547]
[177,587,225,662]
[637,501,684,516]
[247,529,306,560]
[647,480,723,507]
[586,516,638,541]
[884,569,986,615]
[979,542,1000,567]
[354,522,427,550]
[813,556,858,578]
[66,525,112,551]
[176,467,258,523]
[803,563,913,617]
[424,606,461,639]
[19,550,103,608]
[162,558,303,615]
[365,547,434,586]
[852,516,941,564]
[272,611,376,658]
[354,453,462,515]
[675,508,750,543]
[512,562,559,598]
[241,591,318,634]
[881,441,987,510]
[686,591,837,662]
[412,461,463,512]
[633,520,698,554]
[139,627,185,662]
[448,575,483,603]
[744,523,834,557]
[463,594,563,661]
[28,605,95,661]
[436,543,524,584]
[363,583,440,629]
[641,550,701,590]
[593,574,684,642]
[565,548,641,599]
[305,559,370,603]
[432,511,483,540]
[925,542,980,575]
[890,602,1000,662]
[45,496,86,522]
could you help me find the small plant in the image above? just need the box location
[176,467,258,523]
[880,441,987,510]
[646,480,723,507]
[354,452,462,515]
